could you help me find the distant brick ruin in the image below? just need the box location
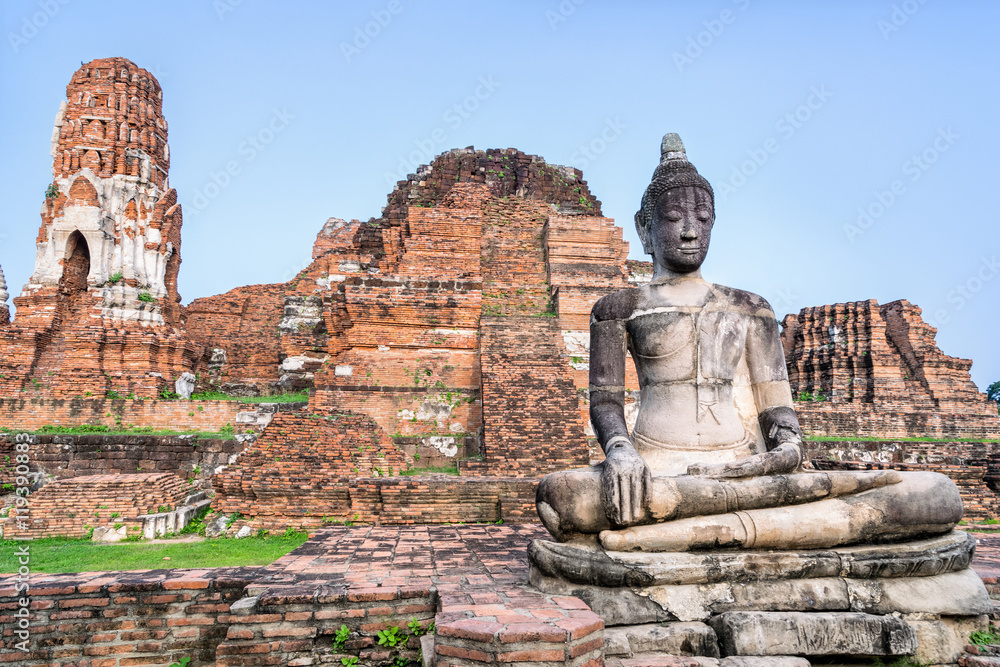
[783,298,999,440]
[0,58,199,399]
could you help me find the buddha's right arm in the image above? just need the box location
[589,316,630,456]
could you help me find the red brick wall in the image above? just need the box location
[184,283,287,392]
[0,432,241,489]
[0,397,243,432]
[0,568,256,666]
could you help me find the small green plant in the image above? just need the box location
[377,625,407,649]
[341,658,358,667]
[138,291,154,303]
[168,658,191,667]
[159,385,181,399]
[106,389,122,399]
[110,512,120,518]
[970,629,1000,645]
[45,182,60,198]
[333,624,351,651]
[985,518,1000,525]
[108,271,124,285]
[407,618,428,636]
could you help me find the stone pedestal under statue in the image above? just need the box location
[529,531,990,663]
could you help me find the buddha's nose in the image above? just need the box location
[681,228,698,241]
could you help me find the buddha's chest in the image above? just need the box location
[626,309,749,381]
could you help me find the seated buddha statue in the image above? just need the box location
[536,134,963,553]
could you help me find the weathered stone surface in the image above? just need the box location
[844,568,992,616]
[528,531,975,588]
[603,622,720,658]
[709,611,916,657]
[529,568,672,626]
[719,658,810,667]
[906,615,988,665]
[175,371,196,399]
[91,525,126,542]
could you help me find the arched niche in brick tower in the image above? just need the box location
[59,230,91,296]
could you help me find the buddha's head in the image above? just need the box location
[635,134,715,274]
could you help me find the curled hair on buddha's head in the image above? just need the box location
[635,133,714,255]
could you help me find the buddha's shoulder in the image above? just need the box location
[710,284,776,317]
[591,287,641,322]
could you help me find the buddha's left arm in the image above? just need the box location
[745,310,804,452]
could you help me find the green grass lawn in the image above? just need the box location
[190,391,310,403]
[0,533,309,574]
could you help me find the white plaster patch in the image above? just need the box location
[426,436,459,458]
[335,365,353,377]
[449,423,462,432]
[281,356,307,371]
[339,260,360,272]
[416,400,452,424]
[562,330,591,355]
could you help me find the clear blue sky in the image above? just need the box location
[1,1,997,390]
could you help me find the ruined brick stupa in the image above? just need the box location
[0,57,199,398]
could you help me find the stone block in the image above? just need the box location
[708,611,916,657]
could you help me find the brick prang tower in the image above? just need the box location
[0,57,199,397]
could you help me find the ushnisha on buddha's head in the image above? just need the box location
[635,133,715,275]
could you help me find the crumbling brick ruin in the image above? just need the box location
[0,58,200,399]
[782,298,999,440]
[185,148,637,528]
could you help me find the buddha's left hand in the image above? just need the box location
[686,441,801,478]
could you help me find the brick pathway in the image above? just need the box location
[216,524,603,666]
[970,533,1000,578]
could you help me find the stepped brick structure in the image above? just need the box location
[0,58,200,399]
[782,299,999,439]
[1,472,188,538]
[187,149,634,492]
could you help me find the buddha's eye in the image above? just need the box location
[697,208,712,221]
[665,210,683,222]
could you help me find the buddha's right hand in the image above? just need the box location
[601,440,651,527]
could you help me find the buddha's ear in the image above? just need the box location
[635,210,653,255]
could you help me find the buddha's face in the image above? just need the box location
[651,186,714,273]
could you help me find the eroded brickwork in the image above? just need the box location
[782,299,999,439]
[0,58,200,398]
[188,148,633,527]
[1,472,189,538]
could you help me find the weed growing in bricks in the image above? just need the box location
[138,291,154,303]
[333,624,350,651]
